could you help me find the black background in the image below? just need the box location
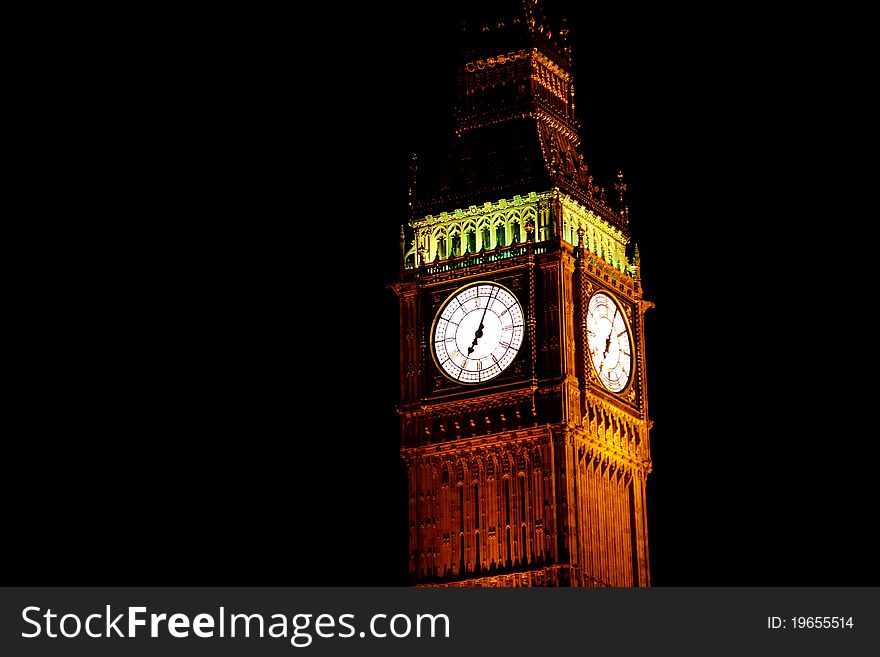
[13,2,874,585]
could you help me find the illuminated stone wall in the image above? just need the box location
[407,190,631,276]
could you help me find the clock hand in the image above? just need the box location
[602,307,618,360]
[467,287,498,355]
[467,331,482,355]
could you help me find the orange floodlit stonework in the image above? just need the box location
[393,0,652,587]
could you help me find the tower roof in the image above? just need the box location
[459,0,571,70]
[411,0,627,234]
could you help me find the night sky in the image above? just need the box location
[15,3,873,586]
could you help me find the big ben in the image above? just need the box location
[391,0,652,587]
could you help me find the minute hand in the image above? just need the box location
[468,288,498,355]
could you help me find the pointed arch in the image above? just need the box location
[432,227,447,260]
[507,210,521,244]
[493,213,507,248]
[448,226,461,257]
[477,215,492,250]
[462,220,477,253]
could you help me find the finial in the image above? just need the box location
[614,170,627,215]
[399,225,406,267]
[407,153,419,210]
[632,243,641,280]
[599,187,607,205]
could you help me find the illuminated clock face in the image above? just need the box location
[432,282,524,384]
[587,292,633,393]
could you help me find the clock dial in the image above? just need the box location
[432,282,524,384]
[587,292,633,393]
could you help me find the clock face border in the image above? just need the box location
[429,280,525,386]
[587,289,636,395]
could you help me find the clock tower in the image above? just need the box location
[392,0,652,587]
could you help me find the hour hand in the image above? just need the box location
[603,331,612,358]
[467,324,484,355]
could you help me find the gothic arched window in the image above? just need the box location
[495,222,506,248]
[449,229,460,257]
[481,223,491,250]
[464,224,476,253]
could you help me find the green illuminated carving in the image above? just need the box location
[405,190,633,277]
[558,194,630,275]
